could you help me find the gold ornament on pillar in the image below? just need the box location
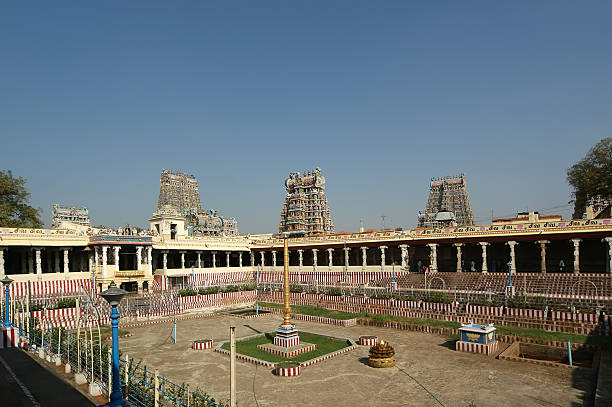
[283,237,291,326]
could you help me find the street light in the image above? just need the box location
[100,281,127,407]
[1,276,13,328]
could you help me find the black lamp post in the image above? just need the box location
[1,276,13,328]
[100,281,127,406]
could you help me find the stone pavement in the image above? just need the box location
[120,313,595,407]
[0,348,94,407]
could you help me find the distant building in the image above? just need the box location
[51,205,90,229]
[492,211,562,226]
[584,196,611,220]
[152,169,238,237]
[279,167,334,236]
[418,174,474,228]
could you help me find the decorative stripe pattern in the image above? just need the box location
[1,327,20,349]
[274,335,300,348]
[455,341,499,355]
[192,340,213,350]
[275,365,301,377]
[359,336,378,347]
[257,344,316,358]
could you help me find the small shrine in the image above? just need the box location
[456,323,498,355]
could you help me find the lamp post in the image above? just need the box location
[100,281,127,407]
[1,276,13,328]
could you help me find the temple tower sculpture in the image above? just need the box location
[418,174,475,228]
[278,167,334,236]
[152,169,238,237]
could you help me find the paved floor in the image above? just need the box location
[120,313,597,407]
[0,348,94,407]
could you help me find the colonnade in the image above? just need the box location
[93,245,153,278]
[251,237,612,274]
[0,246,89,279]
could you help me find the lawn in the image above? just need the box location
[257,302,612,351]
[220,331,352,363]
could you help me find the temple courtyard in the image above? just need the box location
[119,314,596,407]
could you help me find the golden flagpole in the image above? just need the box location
[283,237,291,326]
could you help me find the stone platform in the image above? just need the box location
[257,341,317,358]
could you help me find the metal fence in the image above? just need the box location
[17,322,226,407]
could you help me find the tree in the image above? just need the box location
[567,138,612,218]
[0,170,43,228]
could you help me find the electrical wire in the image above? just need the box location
[395,365,446,407]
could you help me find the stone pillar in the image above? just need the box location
[272,251,277,271]
[361,247,367,271]
[35,248,42,278]
[136,246,142,271]
[28,250,34,274]
[259,252,264,268]
[571,239,581,274]
[102,246,108,278]
[312,249,318,268]
[226,251,231,269]
[537,240,549,274]
[212,251,217,269]
[113,246,120,270]
[146,247,153,277]
[196,252,202,269]
[427,244,438,272]
[506,241,517,274]
[238,252,243,269]
[380,246,387,271]
[479,242,489,273]
[162,251,168,275]
[399,245,408,270]
[54,250,60,273]
[146,246,152,267]
[298,249,304,272]
[180,251,185,269]
[94,247,99,267]
[79,253,85,272]
[327,248,333,271]
[0,247,5,278]
[63,248,70,276]
[88,252,93,272]
[250,252,255,268]
[21,251,26,274]
[603,237,612,274]
[344,247,350,269]
[454,243,463,273]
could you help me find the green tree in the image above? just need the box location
[0,170,43,227]
[567,138,612,219]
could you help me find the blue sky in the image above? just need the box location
[1,2,610,233]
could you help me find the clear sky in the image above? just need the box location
[1,2,610,233]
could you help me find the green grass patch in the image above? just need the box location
[257,302,612,351]
[220,332,351,363]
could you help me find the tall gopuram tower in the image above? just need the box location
[153,169,238,237]
[278,167,334,236]
[418,174,475,228]
[157,169,202,213]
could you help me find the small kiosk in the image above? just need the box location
[456,323,498,355]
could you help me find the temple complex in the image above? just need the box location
[278,167,334,237]
[0,169,611,296]
[418,174,475,228]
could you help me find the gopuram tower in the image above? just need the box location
[418,174,475,228]
[157,169,203,213]
[278,167,334,236]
